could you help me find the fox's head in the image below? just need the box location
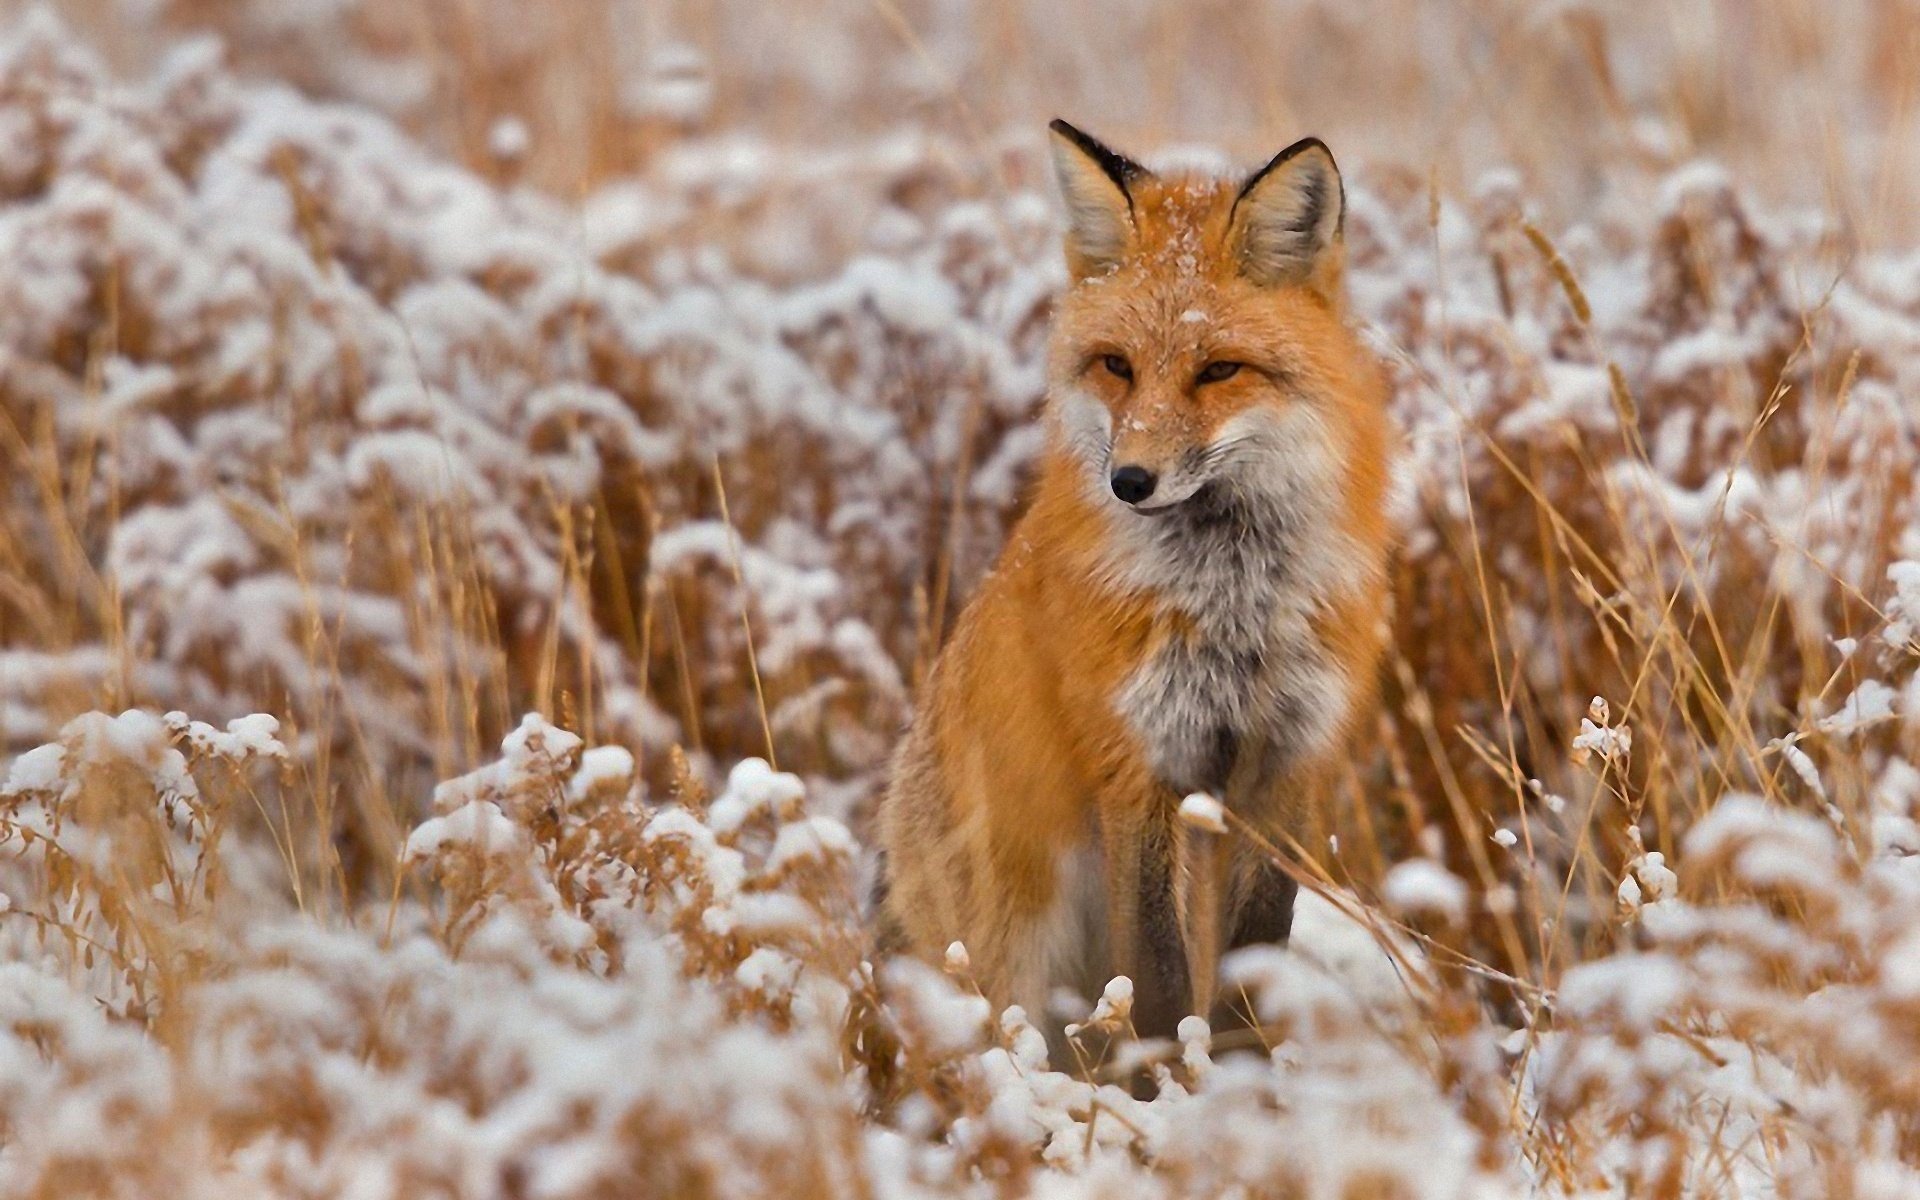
[1045,120,1387,520]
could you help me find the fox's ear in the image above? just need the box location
[1228,137,1345,297]
[1048,119,1148,278]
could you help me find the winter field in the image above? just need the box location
[3,2,1920,1196]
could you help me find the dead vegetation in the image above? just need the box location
[3,3,1920,1196]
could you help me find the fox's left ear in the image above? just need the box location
[1228,137,1345,299]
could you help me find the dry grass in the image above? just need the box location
[43,0,1920,246]
[2,2,1920,1196]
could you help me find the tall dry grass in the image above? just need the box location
[2,3,1920,1196]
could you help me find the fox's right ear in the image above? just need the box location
[1048,119,1147,278]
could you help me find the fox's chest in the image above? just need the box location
[1105,498,1352,800]
[1117,604,1345,799]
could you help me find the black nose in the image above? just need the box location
[1110,465,1157,505]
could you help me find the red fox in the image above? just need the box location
[877,121,1396,1038]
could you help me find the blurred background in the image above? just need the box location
[42,0,1920,242]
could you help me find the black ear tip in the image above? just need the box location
[1048,120,1147,190]
[1236,135,1343,207]
[1281,136,1338,171]
[1049,119,1103,154]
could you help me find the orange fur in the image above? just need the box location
[877,125,1397,1037]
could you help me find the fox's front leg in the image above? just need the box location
[1099,795,1143,998]
[1227,850,1299,949]
[1177,822,1230,1018]
[1102,792,1190,1039]
[1206,749,1306,1027]
[1221,754,1322,956]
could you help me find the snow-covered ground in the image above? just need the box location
[4,5,1920,1196]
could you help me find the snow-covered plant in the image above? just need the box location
[5,6,1920,1198]
[1540,793,1920,1197]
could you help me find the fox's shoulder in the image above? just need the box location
[930,457,1171,688]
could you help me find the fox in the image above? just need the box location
[876,120,1396,1039]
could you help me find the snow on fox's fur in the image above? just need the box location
[877,121,1398,1036]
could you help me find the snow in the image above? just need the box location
[566,745,635,805]
[1381,859,1469,924]
[707,758,809,834]
[1176,792,1227,834]
[1088,975,1134,1025]
[8,686,1920,1198]
[1769,732,1828,800]
[1820,680,1900,734]
[2,742,65,795]
[1571,697,1633,765]
[1886,560,1920,647]
[885,957,992,1057]
[3,7,1920,1197]
[402,799,525,861]
[764,814,857,873]
[486,115,530,163]
[943,941,970,972]
[165,711,287,760]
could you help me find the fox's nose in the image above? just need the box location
[1110,465,1157,505]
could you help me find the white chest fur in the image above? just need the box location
[1104,479,1357,802]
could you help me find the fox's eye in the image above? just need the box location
[1101,354,1133,382]
[1196,361,1243,385]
